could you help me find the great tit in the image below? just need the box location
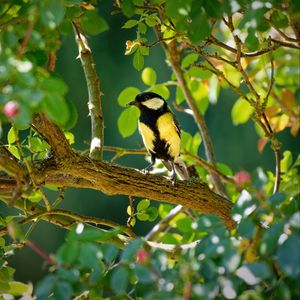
[128,92,189,183]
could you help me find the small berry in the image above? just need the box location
[4,101,20,118]
[136,249,150,265]
[235,171,252,187]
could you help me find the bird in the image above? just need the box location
[127,91,189,184]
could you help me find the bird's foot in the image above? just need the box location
[170,173,177,186]
[142,165,153,175]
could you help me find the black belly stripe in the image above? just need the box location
[139,105,175,161]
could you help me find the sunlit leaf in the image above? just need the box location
[118,87,140,107]
[231,98,254,125]
[122,19,138,29]
[151,85,170,100]
[133,49,144,71]
[141,67,156,86]
[118,107,139,137]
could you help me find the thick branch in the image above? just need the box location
[72,21,104,160]
[1,156,235,229]
[32,113,74,159]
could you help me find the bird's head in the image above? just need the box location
[127,92,166,110]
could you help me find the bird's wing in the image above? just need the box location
[173,115,181,138]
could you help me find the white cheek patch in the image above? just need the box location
[142,97,164,110]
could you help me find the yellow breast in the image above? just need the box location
[138,122,155,154]
[156,112,180,159]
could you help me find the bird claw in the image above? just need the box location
[170,174,177,186]
[142,166,152,174]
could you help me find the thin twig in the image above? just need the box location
[72,21,104,160]
[183,152,235,185]
[0,207,135,238]
[145,204,184,241]
[127,195,135,227]
[26,240,56,265]
[16,20,34,58]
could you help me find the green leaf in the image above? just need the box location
[7,281,30,296]
[176,217,193,233]
[57,242,79,265]
[145,14,158,27]
[118,87,140,107]
[40,76,68,95]
[188,8,211,43]
[217,163,233,176]
[121,238,143,261]
[151,85,170,100]
[146,206,158,222]
[188,66,211,79]
[278,234,300,278]
[81,10,109,35]
[7,127,16,144]
[271,10,289,28]
[203,0,222,18]
[8,145,20,159]
[110,266,129,293]
[28,136,43,153]
[139,46,149,56]
[35,275,56,298]
[121,0,135,17]
[245,28,259,52]
[79,243,99,268]
[64,97,78,130]
[40,0,65,29]
[122,19,139,29]
[53,281,72,300]
[208,74,220,104]
[64,131,75,145]
[259,222,284,257]
[231,98,254,125]
[133,49,144,71]
[280,151,293,173]
[137,212,150,221]
[141,67,157,86]
[176,86,185,104]
[118,107,139,137]
[165,0,191,19]
[42,93,71,128]
[269,192,286,207]
[138,22,147,34]
[224,64,241,87]
[12,104,31,129]
[137,199,150,211]
[181,53,198,68]
[236,262,271,285]
[134,264,155,284]
[102,244,119,264]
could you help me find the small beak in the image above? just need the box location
[127,100,138,107]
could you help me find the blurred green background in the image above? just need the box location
[6,3,298,283]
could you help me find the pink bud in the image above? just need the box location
[136,250,150,265]
[4,101,20,118]
[235,171,251,187]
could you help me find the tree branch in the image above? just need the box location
[164,40,227,198]
[0,155,235,229]
[72,20,104,160]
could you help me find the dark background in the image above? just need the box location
[5,3,298,283]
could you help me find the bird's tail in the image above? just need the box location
[162,157,190,181]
